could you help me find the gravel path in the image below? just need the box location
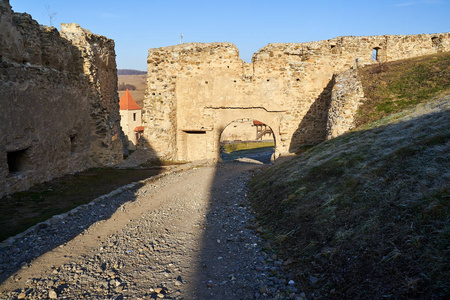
[0,162,306,299]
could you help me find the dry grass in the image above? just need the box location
[356,52,450,127]
[250,66,450,297]
[222,141,275,153]
[118,74,147,108]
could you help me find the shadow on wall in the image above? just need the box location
[0,139,161,286]
[289,75,336,153]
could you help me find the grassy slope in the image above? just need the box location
[250,53,450,299]
[356,52,450,127]
[0,167,164,242]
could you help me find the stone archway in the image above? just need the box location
[142,35,450,162]
[209,108,282,162]
[175,108,282,162]
[218,118,276,163]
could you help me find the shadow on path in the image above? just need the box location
[189,159,274,298]
[0,145,162,288]
[220,147,275,164]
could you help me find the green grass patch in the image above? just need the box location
[0,167,167,242]
[222,141,275,153]
[356,52,450,127]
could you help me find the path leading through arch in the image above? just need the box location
[219,119,275,164]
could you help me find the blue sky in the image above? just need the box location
[10,0,450,71]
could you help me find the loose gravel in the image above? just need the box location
[0,162,307,299]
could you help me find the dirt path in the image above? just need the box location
[0,162,302,299]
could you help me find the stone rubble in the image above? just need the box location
[0,163,308,299]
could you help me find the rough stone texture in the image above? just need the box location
[143,33,450,161]
[61,23,123,167]
[326,69,365,139]
[0,1,123,197]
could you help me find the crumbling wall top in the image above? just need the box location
[147,42,242,64]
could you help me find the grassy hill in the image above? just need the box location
[249,52,450,299]
[118,74,146,108]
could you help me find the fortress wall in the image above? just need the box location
[253,33,450,151]
[61,23,123,166]
[145,33,449,161]
[143,43,244,159]
[0,1,122,197]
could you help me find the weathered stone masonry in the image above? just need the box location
[0,1,123,197]
[143,33,449,162]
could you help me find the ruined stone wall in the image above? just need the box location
[326,70,365,140]
[0,1,122,197]
[253,33,450,151]
[144,32,449,162]
[61,23,123,166]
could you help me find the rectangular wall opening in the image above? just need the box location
[183,130,206,134]
[372,48,378,61]
[7,148,32,174]
[70,134,78,155]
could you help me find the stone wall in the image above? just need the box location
[326,70,365,140]
[0,1,122,197]
[144,32,449,162]
[61,23,123,166]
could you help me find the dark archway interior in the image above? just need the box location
[219,118,275,164]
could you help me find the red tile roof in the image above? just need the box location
[120,89,142,110]
[134,126,145,132]
[253,120,265,126]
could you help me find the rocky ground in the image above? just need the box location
[0,162,306,299]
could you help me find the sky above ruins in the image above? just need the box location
[10,0,450,71]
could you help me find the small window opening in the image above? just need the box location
[431,36,444,52]
[296,78,300,81]
[205,81,208,84]
[372,48,379,61]
[70,135,77,154]
[133,113,137,121]
[7,148,31,173]
[330,44,339,54]
[227,66,230,68]
[183,130,206,134]
[267,79,270,82]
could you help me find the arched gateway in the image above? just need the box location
[141,34,450,162]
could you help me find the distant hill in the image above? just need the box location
[118,69,146,75]
[118,74,146,108]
